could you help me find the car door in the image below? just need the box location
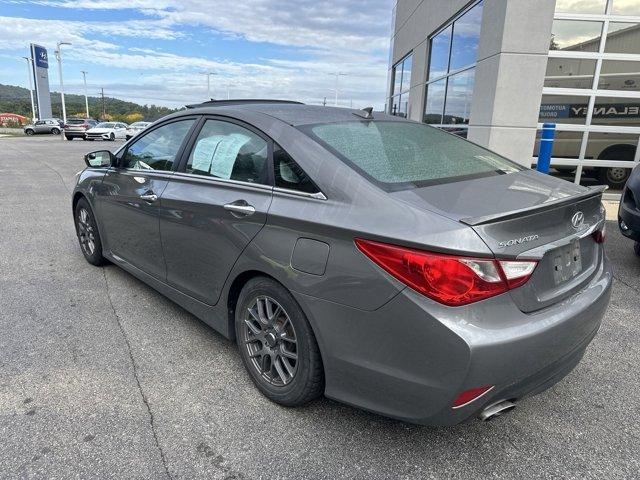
[159,117,274,305]
[34,120,46,133]
[96,117,198,279]
[116,123,127,139]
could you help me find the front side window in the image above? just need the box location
[122,119,195,171]
[304,121,520,191]
[273,144,320,194]
[185,119,269,184]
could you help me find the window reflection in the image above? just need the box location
[443,70,475,124]
[605,22,640,54]
[393,64,402,96]
[544,58,596,89]
[449,2,483,72]
[533,130,585,159]
[539,94,589,124]
[429,26,452,80]
[550,20,602,51]
[591,96,640,125]
[611,0,640,15]
[555,0,606,14]
[424,79,446,124]
[599,60,640,91]
[389,53,413,117]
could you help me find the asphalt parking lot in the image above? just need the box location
[1,135,639,480]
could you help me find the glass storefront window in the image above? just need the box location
[443,70,475,124]
[585,132,638,160]
[539,94,590,124]
[591,96,640,125]
[449,2,483,72]
[599,60,640,91]
[555,0,607,14]
[429,26,452,80]
[550,20,603,51]
[605,22,640,54]
[389,53,413,117]
[534,131,585,159]
[402,56,412,91]
[392,63,402,96]
[611,0,640,16]
[544,58,597,89]
[424,79,446,124]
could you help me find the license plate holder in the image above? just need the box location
[552,239,582,285]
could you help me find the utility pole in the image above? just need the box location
[203,72,216,99]
[322,97,327,106]
[333,72,348,107]
[54,41,71,138]
[81,70,89,119]
[21,56,36,122]
[100,88,106,119]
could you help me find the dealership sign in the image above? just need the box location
[33,45,48,69]
[29,43,52,119]
[540,103,640,119]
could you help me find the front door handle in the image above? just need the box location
[140,192,158,202]
[223,201,256,217]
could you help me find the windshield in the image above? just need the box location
[96,122,114,128]
[302,121,522,191]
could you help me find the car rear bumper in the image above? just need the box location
[619,189,640,242]
[64,130,86,138]
[294,252,612,426]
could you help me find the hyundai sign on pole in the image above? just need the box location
[30,43,53,119]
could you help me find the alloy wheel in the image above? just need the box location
[242,295,298,387]
[76,208,96,256]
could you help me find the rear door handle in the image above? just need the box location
[140,192,158,202]
[223,202,255,217]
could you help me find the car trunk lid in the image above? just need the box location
[389,170,606,312]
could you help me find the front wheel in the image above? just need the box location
[109,133,115,141]
[25,129,34,136]
[598,166,631,189]
[235,277,324,407]
[74,198,107,266]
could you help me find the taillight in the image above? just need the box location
[354,239,537,306]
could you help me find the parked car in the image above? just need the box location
[72,100,612,425]
[618,164,640,256]
[84,122,128,141]
[125,121,152,140]
[23,118,62,135]
[64,118,98,140]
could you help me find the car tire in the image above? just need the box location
[235,276,324,407]
[74,198,107,266]
[51,127,60,135]
[25,129,34,136]
[634,242,640,257]
[598,166,631,189]
[65,136,72,141]
[109,133,115,141]
[82,137,87,141]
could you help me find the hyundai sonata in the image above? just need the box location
[72,100,612,425]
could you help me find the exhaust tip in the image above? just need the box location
[479,400,516,421]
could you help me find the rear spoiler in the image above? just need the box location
[460,185,607,227]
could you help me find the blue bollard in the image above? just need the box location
[537,123,555,174]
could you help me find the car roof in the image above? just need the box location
[182,102,404,127]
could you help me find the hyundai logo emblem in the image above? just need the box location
[571,211,584,229]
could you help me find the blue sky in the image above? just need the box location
[0,0,393,108]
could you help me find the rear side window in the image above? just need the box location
[303,121,521,190]
[185,119,269,185]
[273,144,320,194]
[122,119,195,171]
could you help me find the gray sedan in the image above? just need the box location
[71,100,612,425]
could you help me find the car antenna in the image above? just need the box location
[352,107,374,120]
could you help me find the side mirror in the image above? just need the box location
[84,150,115,168]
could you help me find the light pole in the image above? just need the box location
[333,72,348,107]
[21,56,36,122]
[54,41,71,137]
[81,70,89,118]
[203,72,216,100]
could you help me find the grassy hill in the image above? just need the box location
[0,84,179,123]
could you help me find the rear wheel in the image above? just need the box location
[65,136,72,141]
[235,277,323,406]
[51,127,60,135]
[74,198,106,266]
[598,166,631,189]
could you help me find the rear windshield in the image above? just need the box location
[302,121,522,190]
[67,119,85,125]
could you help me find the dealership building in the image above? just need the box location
[387,0,640,195]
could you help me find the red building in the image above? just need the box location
[0,113,28,126]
